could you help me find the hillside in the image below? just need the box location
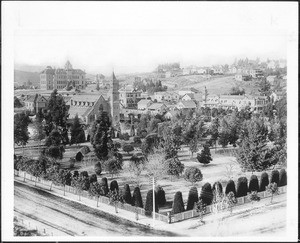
[14,70,40,87]
[163,75,260,95]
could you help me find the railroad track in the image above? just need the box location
[14,208,78,236]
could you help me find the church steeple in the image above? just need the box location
[110,71,120,129]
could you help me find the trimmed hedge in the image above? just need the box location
[100,177,109,195]
[279,169,287,186]
[236,177,248,197]
[225,180,236,196]
[248,175,259,192]
[155,186,166,207]
[171,191,185,214]
[259,172,269,192]
[132,187,143,208]
[186,187,199,211]
[123,184,132,204]
[200,183,213,206]
[110,180,119,193]
[144,190,158,216]
[270,170,280,185]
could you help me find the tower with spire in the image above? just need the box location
[110,71,120,128]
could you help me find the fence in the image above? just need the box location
[171,185,287,223]
[14,216,49,236]
[14,169,287,225]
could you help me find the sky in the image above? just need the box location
[8,2,297,75]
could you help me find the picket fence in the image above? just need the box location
[14,169,286,224]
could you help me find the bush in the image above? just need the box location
[122,184,132,204]
[279,169,287,186]
[184,167,203,184]
[100,177,109,195]
[75,152,84,162]
[186,187,199,211]
[248,175,259,192]
[270,170,280,185]
[167,157,185,178]
[132,187,143,208]
[133,136,142,145]
[103,158,123,178]
[225,179,236,196]
[144,190,158,216]
[73,170,79,179]
[200,183,213,206]
[80,171,89,178]
[196,145,212,165]
[89,174,97,184]
[171,191,185,214]
[122,144,134,154]
[259,172,269,192]
[236,177,248,197]
[110,180,119,193]
[94,162,102,175]
[155,186,166,207]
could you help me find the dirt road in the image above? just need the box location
[14,181,179,237]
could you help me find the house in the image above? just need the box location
[266,75,277,85]
[235,74,252,81]
[250,69,264,79]
[181,93,194,101]
[164,110,179,120]
[24,94,48,113]
[176,100,197,110]
[154,91,180,102]
[119,85,142,109]
[147,103,168,115]
[137,99,153,110]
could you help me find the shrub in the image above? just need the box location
[236,177,248,197]
[167,157,185,179]
[200,182,213,206]
[80,171,89,178]
[132,187,143,208]
[100,177,109,195]
[171,191,185,214]
[248,175,259,192]
[270,170,280,185]
[110,180,119,193]
[73,170,79,179]
[259,172,269,192]
[279,169,287,186]
[89,174,97,184]
[144,190,158,216]
[184,167,203,184]
[225,180,236,196]
[133,136,142,145]
[123,144,134,154]
[94,162,102,175]
[103,158,123,178]
[75,152,84,162]
[196,145,212,165]
[122,184,132,204]
[155,186,166,207]
[186,187,199,211]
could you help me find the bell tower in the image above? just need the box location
[110,71,120,128]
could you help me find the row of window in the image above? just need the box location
[71,100,95,106]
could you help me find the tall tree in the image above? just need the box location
[14,112,31,151]
[32,112,46,151]
[70,114,86,145]
[197,145,212,165]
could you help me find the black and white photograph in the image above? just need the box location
[1,1,298,241]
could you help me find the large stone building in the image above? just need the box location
[40,61,86,90]
[67,72,120,128]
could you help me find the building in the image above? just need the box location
[250,69,264,79]
[204,94,268,111]
[235,74,252,81]
[154,91,180,102]
[24,94,48,113]
[147,103,168,115]
[266,75,277,85]
[176,100,197,110]
[119,85,142,109]
[164,110,179,120]
[137,99,153,110]
[40,61,86,90]
[67,72,120,127]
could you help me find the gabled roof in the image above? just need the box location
[177,100,197,108]
[137,99,152,105]
[148,103,166,110]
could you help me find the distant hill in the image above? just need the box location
[14,70,40,87]
[14,64,45,73]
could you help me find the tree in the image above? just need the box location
[236,118,277,172]
[89,182,103,207]
[195,199,206,223]
[14,96,23,108]
[258,78,271,96]
[96,82,100,91]
[14,112,31,150]
[110,180,119,193]
[155,186,166,207]
[171,191,185,214]
[70,114,86,145]
[209,118,219,149]
[99,177,109,196]
[32,112,46,151]
[107,189,123,213]
[266,182,279,203]
[89,174,98,184]
[166,157,185,180]
[225,180,236,196]
[104,158,123,178]
[259,172,269,192]
[197,145,212,165]
[236,177,248,197]
[127,153,146,187]
[184,167,203,185]
[248,191,260,208]
[43,129,65,160]
[186,187,199,211]
[225,191,237,215]
[132,187,143,208]
[189,138,199,158]
[94,162,102,175]
[122,184,132,204]
[270,170,280,185]
[212,181,223,200]
[90,107,112,160]
[230,86,245,95]
[144,189,158,216]
[278,169,287,187]
[145,151,168,180]
[248,175,259,192]
[122,144,134,154]
[200,183,213,206]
